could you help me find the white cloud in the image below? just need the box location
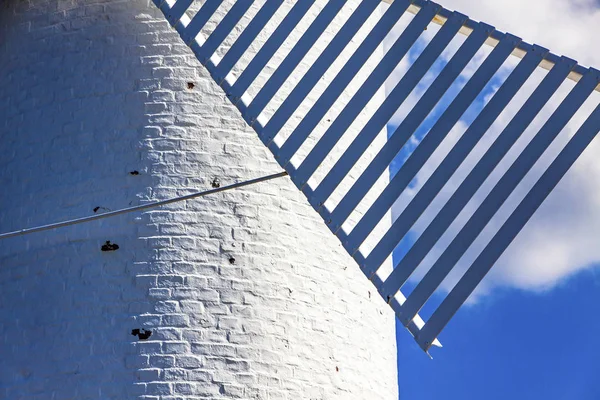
[386,0,600,299]
[439,0,600,68]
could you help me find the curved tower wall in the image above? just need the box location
[0,0,398,399]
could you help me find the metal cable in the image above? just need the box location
[0,172,288,241]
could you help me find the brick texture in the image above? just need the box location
[0,0,398,399]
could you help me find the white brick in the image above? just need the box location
[0,1,397,399]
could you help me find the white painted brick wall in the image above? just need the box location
[0,0,398,399]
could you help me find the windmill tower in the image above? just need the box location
[0,0,398,398]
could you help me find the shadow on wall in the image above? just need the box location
[0,1,160,398]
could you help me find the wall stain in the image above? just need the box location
[101,241,119,251]
[131,328,152,340]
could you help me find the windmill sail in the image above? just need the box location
[151,0,600,353]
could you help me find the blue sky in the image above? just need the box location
[397,270,600,399]
[384,0,600,398]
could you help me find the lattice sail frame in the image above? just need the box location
[151,0,600,353]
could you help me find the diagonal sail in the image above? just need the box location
[151,0,600,353]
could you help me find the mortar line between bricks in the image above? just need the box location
[0,171,288,240]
